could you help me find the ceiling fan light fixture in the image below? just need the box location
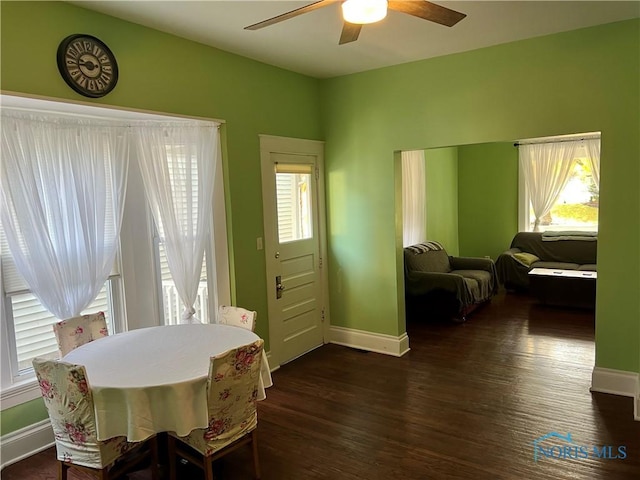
[341,0,388,25]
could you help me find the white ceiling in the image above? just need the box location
[71,1,640,78]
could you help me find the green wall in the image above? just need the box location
[458,142,518,260]
[1,2,639,438]
[0,1,321,435]
[424,147,459,255]
[321,20,640,373]
[418,142,516,262]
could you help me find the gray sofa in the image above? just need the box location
[404,241,498,322]
[496,231,597,291]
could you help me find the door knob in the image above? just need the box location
[275,275,285,299]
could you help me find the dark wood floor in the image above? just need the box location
[3,291,639,479]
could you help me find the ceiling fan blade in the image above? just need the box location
[339,22,362,45]
[245,0,338,30]
[388,0,466,27]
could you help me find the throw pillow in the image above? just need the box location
[513,252,540,267]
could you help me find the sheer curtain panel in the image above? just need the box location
[583,138,601,189]
[519,141,578,231]
[0,112,128,319]
[402,150,427,247]
[134,123,220,323]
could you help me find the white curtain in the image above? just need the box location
[134,122,219,324]
[583,138,601,189]
[519,141,578,231]
[401,150,427,247]
[0,112,128,319]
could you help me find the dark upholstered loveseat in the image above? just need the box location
[404,242,498,322]
[496,232,597,291]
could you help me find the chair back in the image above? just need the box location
[204,339,264,448]
[404,242,452,274]
[53,311,109,356]
[33,357,143,471]
[217,305,257,332]
[32,358,99,447]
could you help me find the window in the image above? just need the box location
[1,95,230,409]
[152,141,211,325]
[518,134,600,232]
[401,149,427,247]
[526,159,598,231]
[138,128,218,325]
[276,164,313,243]
[0,226,115,376]
[0,109,126,389]
[156,239,209,325]
[2,284,116,374]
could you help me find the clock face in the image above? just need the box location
[57,34,118,98]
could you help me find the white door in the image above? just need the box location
[260,135,328,366]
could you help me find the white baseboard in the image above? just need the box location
[590,367,640,422]
[329,326,410,357]
[591,367,640,422]
[0,419,54,470]
[590,367,639,397]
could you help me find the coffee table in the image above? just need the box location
[528,268,597,309]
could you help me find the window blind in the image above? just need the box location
[2,209,116,372]
[11,287,110,371]
[1,225,120,295]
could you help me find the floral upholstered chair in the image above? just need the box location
[217,305,257,332]
[32,358,159,480]
[53,311,109,356]
[168,339,264,480]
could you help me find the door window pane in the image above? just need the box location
[276,171,313,243]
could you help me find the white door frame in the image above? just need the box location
[259,135,330,367]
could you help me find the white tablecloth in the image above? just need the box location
[63,324,272,442]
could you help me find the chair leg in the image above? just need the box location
[149,435,161,480]
[204,456,215,480]
[167,435,177,480]
[58,461,69,480]
[251,430,261,479]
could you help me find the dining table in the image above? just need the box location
[63,323,272,442]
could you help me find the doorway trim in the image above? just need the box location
[259,135,330,367]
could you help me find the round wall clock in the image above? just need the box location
[57,34,118,98]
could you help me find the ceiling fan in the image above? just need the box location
[244,0,467,45]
